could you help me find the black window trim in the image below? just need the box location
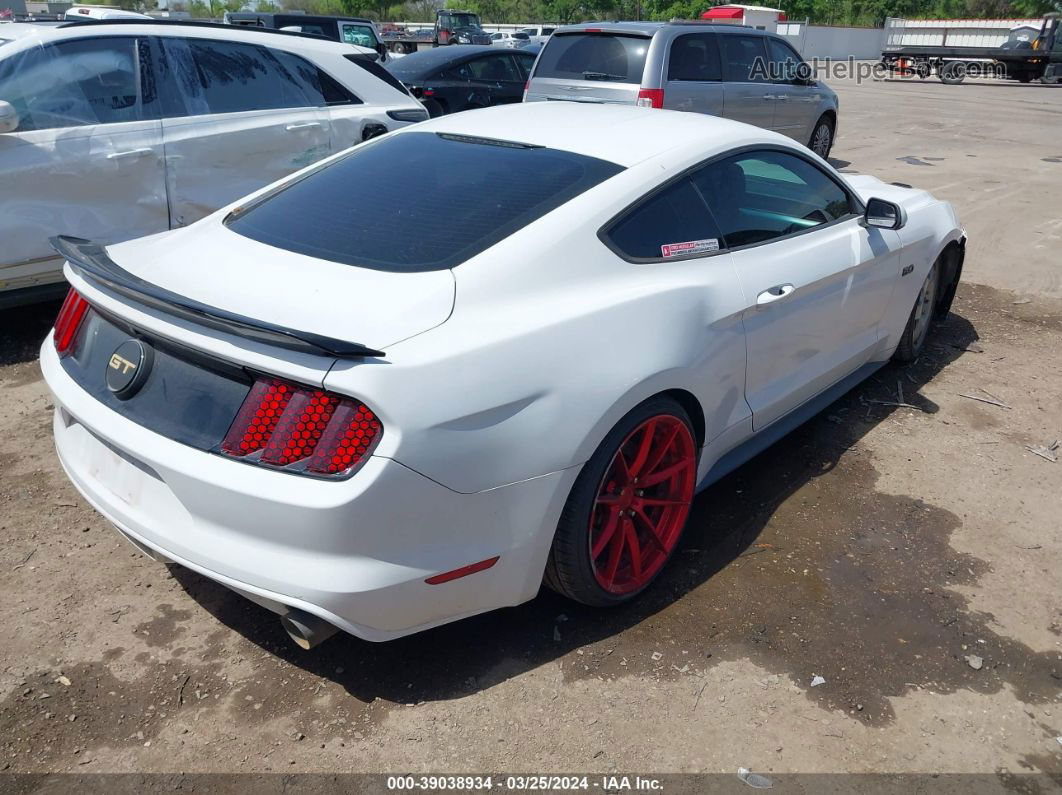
[598,143,865,265]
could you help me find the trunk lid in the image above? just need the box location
[102,220,456,353]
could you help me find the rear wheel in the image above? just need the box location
[422,98,445,118]
[893,259,940,362]
[545,397,697,607]
[809,115,834,159]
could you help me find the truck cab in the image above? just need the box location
[434,10,491,47]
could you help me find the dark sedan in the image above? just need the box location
[386,45,539,117]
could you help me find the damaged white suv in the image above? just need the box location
[0,20,426,307]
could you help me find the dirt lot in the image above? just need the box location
[0,74,1060,784]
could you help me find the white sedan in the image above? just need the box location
[41,103,965,649]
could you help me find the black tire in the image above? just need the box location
[808,115,834,159]
[422,99,445,118]
[544,396,697,607]
[893,258,941,363]
[939,62,967,85]
[915,61,931,79]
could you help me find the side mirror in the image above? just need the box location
[0,100,19,134]
[376,42,387,58]
[863,197,907,230]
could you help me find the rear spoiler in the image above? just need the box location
[50,236,386,359]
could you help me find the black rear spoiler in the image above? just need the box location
[50,236,385,359]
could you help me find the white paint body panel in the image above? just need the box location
[42,103,963,642]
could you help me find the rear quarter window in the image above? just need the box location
[227,131,624,272]
[533,33,651,83]
[605,178,724,261]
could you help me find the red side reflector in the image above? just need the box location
[636,88,665,109]
[53,288,90,356]
[585,28,602,32]
[425,556,500,585]
[220,376,382,479]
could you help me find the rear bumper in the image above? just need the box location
[41,336,575,642]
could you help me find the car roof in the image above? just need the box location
[554,20,762,36]
[386,43,532,76]
[228,12,375,24]
[1,22,61,39]
[13,19,376,54]
[402,102,786,168]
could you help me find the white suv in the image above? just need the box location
[0,20,427,307]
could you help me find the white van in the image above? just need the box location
[64,6,152,21]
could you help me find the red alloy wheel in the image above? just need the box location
[588,415,696,595]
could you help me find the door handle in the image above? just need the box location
[762,94,777,100]
[286,121,322,131]
[756,283,795,307]
[775,94,788,100]
[106,147,153,160]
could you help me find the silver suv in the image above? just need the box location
[524,21,839,158]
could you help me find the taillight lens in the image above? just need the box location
[636,88,665,109]
[54,288,90,356]
[221,376,381,479]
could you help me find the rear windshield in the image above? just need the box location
[533,32,651,83]
[227,131,623,272]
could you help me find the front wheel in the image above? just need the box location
[809,116,834,159]
[893,259,940,362]
[545,397,698,607]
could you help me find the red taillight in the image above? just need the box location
[636,88,664,109]
[221,376,381,479]
[53,288,90,356]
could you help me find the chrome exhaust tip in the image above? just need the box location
[280,609,339,650]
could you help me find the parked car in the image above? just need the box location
[42,102,963,649]
[490,30,531,48]
[519,25,556,45]
[386,44,536,117]
[223,12,391,63]
[0,19,426,308]
[525,21,839,158]
[64,6,151,20]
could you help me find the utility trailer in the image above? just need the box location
[881,13,1061,84]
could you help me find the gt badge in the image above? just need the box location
[106,339,153,399]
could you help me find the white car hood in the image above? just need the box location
[845,174,936,212]
[103,220,456,352]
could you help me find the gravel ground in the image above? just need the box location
[0,72,1060,785]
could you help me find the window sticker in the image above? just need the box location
[660,238,719,258]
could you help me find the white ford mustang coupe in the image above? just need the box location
[42,103,965,649]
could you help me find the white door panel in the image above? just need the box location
[0,35,166,290]
[734,218,899,429]
[162,108,330,228]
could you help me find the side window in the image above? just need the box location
[468,53,519,82]
[767,39,805,83]
[271,49,361,106]
[513,52,535,81]
[341,24,377,48]
[667,33,721,82]
[437,62,472,81]
[156,38,313,117]
[542,28,555,36]
[0,37,142,131]
[692,150,856,249]
[606,178,724,261]
[721,34,769,82]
